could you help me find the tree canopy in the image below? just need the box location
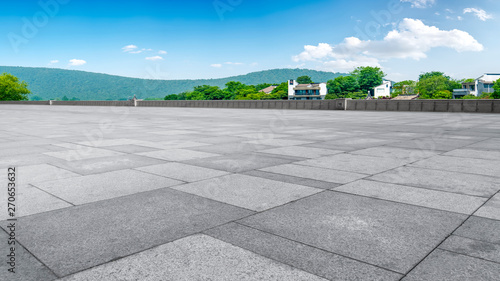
[493,79,500,99]
[326,76,361,99]
[350,66,385,92]
[417,72,461,99]
[164,81,287,101]
[296,76,313,84]
[0,73,31,101]
[392,80,417,97]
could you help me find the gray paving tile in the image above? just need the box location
[0,184,72,220]
[410,155,500,178]
[136,140,211,150]
[335,180,487,214]
[454,216,500,245]
[0,146,48,157]
[60,234,327,281]
[138,149,219,161]
[136,162,229,182]
[149,129,195,136]
[464,138,500,151]
[7,188,253,277]
[187,141,275,154]
[77,138,144,147]
[236,132,292,139]
[3,105,500,280]
[350,146,438,161]
[474,193,500,220]
[49,154,166,175]
[171,174,322,211]
[44,147,124,161]
[197,135,250,144]
[297,153,408,175]
[182,153,299,173]
[439,235,500,263]
[388,139,464,152]
[245,139,314,147]
[239,191,466,273]
[0,230,57,281]
[260,164,366,184]
[35,169,183,205]
[242,170,339,189]
[7,164,79,185]
[205,223,402,281]
[368,166,499,197]
[103,144,161,153]
[259,146,343,159]
[0,154,61,169]
[402,249,500,281]
[443,148,500,160]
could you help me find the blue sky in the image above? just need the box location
[1,0,498,81]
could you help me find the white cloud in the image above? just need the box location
[293,43,333,62]
[400,0,436,9]
[464,8,493,21]
[145,56,164,61]
[129,49,144,54]
[130,48,152,54]
[123,45,157,54]
[48,60,59,65]
[210,64,222,68]
[158,50,167,54]
[68,59,86,66]
[293,18,483,72]
[122,45,138,52]
[224,62,244,65]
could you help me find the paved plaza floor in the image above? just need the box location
[1,105,499,280]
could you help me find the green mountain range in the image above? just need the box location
[0,66,345,100]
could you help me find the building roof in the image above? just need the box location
[259,86,277,94]
[392,95,419,100]
[294,84,320,90]
[477,73,500,83]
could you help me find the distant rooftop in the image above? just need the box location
[259,86,277,94]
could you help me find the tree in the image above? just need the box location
[419,71,447,81]
[433,90,452,99]
[164,94,179,100]
[461,95,478,99]
[30,95,43,101]
[461,78,475,83]
[327,76,360,99]
[492,79,500,99]
[417,72,461,99]
[255,83,272,91]
[296,76,313,84]
[0,73,31,101]
[268,82,288,100]
[350,67,385,93]
[392,80,417,97]
[62,95,69,101]
[235,87,260,100]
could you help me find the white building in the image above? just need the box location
[453,73,500,98]
[369,80,393,98]
[288,80,327,100]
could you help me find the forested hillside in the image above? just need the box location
[0,66,345,100]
